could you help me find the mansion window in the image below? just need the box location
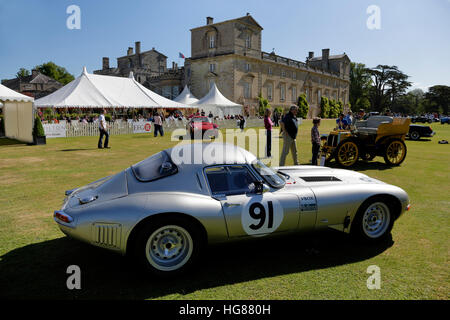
[317,89,321,105]
[209,63,216,72]
[267,84,273,101]
[245,34,251,49]
[281,70,286,78]
[244,82,251,99]
[245,63,251,72]
[209,35,215,49]
[291,87,297,102]
[280,84,286,101]
[268,66,272,75]
[293,72,296,80]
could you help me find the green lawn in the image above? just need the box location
[0,120,448,299]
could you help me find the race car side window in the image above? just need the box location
[205,165,257,196]
[131,151,178,182]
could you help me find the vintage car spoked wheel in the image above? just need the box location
[351,197,394,242]
[409,130,420,140]
[146,225,193,272]
[336,140,359,167]
[362,202,390,238]
[383,139,407,166]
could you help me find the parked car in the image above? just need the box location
[186,116,219,139]
[321,116,410,167]
[411,116,432,123]
[440,116,450,124]
[407,125,435,141]
[54,143,410,275]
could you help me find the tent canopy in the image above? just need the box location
[174,85,199,105]
[196,83,242,117]
[34,67,187,109]
[0,84,34,143]
[0,83,34,103]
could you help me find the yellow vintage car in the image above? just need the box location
[321,116,411,167]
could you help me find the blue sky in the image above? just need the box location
[0,0,449,91]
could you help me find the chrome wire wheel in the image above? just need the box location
[145,225,193,271]
[362,202,391,238]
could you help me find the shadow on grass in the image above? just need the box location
[0,137,26,146]
[0,230,393,299]
[60,148,98,152]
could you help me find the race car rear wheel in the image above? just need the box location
[351,197,394,243]
[335,140,359,167]
[134,217,202,275]
[383,139,407,166]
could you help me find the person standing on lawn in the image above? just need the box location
[264,108,273,157]
[98,109,109,149]
[279,105,299,166]
[311,118,321,165]
[153,112,164,137]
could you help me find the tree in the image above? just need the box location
[319,96,330,118]
[366,65,411,111]
[296,93,309,118]
[16,68,30,79]
[349,62,371,112]
[258,94,271,116]
[35,62,75,85]
[425,85,450,115]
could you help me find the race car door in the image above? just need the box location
[204,165,299,237]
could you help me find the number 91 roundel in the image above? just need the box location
[241,195,284,236]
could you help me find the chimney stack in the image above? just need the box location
[172,61,175,70]
[31,69,39,77]
[135,41,141,55]
[308,51,314,60]
[206,17,213,25]
[127,47,133,56]
[322,48,330,70]
[102,57,110,70]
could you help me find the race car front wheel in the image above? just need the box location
[134,217,202,275]
[351,197,394,243]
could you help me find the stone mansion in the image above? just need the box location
[94,14,351,117]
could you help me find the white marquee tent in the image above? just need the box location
[174,85,199,105]
[34,67,187,109]
[196,83,242,118]
[0,83,34,143]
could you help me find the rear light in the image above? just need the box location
[428,126,432,131]
[406,204,411,211]
[54,211,74,223]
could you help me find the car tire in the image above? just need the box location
[335,139,359,167]
[383,138,407,166]
[409,131,420,141]
[351,196,395,243]
[133,217,203,276]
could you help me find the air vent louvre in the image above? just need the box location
[92,223,121,248]
[300,176,341,182]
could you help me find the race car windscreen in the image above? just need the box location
[252,160,285,188]
[131,151,178,182]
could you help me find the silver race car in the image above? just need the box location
[54,143,410,274]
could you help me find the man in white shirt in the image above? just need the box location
[98,109,110,149]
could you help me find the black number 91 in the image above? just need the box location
[249,201,274,230]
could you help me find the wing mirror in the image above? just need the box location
[254,181,270,194]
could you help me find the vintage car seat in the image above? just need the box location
[356,116,393,135]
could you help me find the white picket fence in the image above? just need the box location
[43,118,268,138]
